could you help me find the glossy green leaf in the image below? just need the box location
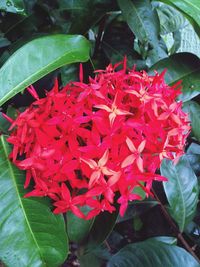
[107,239,200,267]
[0,135,68,267]
[0,34,90,106]
[117,0,167,65]
[0,0,25,14]
[67,206,94,243]
[161,156,199,231]
[149,53,200,101]
[183,101,200,141]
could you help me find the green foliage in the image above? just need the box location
[107,239,200,267]
[118,0,167,66]
[0,0,200,266]
[0,135,68,267]
[159,0,200,37]
[161,156,199,231]
[149,53,200,102]
[67,206,94,243]
[183,101,200,141]
[0,34,90,106]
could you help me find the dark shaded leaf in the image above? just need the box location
[58,0,117,34]
[186,143,200,176]
[161,156,199,231]
[117,200,158,223]
[84,209,119,252]
[67,206,94,243]
[60,64,78,85]
[183,101,200,141]
[0,135,68,267]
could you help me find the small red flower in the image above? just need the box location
[6,59,190,219]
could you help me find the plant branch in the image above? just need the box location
[152,189,200,263]
[93,15,108,57]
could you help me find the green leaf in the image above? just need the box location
[67,206,94,243]
[160,0,200,27]
[0,106,18,134]
[154,2,186,35]
[186,143,200,175]
[149,52,200,102]
[60,64,78,85]
[78,253,103,267]
[58,0,117,34]
[0,34,90,106]
[0,135,68,267]
[107,239,200,267]
[183,101,200,141]
[149,236,177,245]
[0,113,10,134]
[0,0,25,14]
[117,0,167,65]
[84,209,119,252]
[78,244,109,267]
[117,200,158,223]
[161,156,199,231]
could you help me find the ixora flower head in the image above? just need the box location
[6,59,190,219]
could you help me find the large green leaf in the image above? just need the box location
[0,135,68,267]
[149,52,200,102]
[183,101,200,141]
[117,0,167,65]
[0,0,25,14]
[107,239,200,267]
[67,206,94,243]
[0,34,90,106]
[161,156,199,231]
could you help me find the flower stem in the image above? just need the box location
[152,189,200,263]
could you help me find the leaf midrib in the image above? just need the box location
[0,136,45,265]
[118,0,148,41]
[178,0,200,13]
[168,66,200,85]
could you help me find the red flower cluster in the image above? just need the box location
[7,60,190,219]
